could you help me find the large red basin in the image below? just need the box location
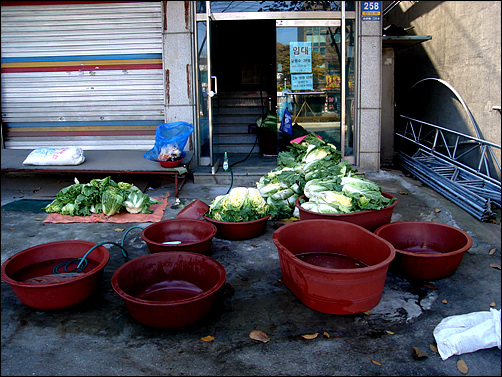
[273,219,395,315]
[375,221,473,280]
[141,219,217,254]
[295,192,398,232]
[112,252,226,328]
[1,240,109,310]
[202,215,271,240]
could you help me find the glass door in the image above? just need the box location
[195,2,217,166]
[196,1,356,164]
[276,19,355,159]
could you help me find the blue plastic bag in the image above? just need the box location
[143,122,193,162]
[279,107,293,135]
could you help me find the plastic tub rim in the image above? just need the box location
[111,251,226,307]
[273,219,396,274]
[1,240,110,289]
[374,220,473,259]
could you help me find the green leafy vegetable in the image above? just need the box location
[101,187,125,216]
[43,176,160,217]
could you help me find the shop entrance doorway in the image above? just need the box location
[210,20,277,158]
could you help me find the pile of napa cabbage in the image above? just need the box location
[256,133,395,219]
[43,176,161,216]
[206,187,269,222]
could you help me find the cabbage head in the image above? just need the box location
[206,187,269,222]
[101,188,124,216]
[316,191,352,213]
[124,190,161,214]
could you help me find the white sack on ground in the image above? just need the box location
[433,308,501,360]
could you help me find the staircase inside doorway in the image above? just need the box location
[213,90,267,156]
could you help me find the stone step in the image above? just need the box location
[192,153,278,187]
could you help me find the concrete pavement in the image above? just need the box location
[1,168,500,376]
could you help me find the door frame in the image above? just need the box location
[194,1,356,166]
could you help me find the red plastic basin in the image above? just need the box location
[273,219,395,315]
[203,215,271,240]
[295,192,398,232]
[141,219,217,254]
[111,252,226,328]
[374,221,473,280]
[1,240,110,310]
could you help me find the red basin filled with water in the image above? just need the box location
[374,221,473,280]
[295,192,398,232]
[1,240,110,310]
[111,252,226,328]
[273,219,395,315]
[141,219,217,254]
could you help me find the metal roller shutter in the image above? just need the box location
[1,1,164,150]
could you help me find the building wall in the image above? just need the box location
[164,2,386,170]
[383,1,501,164]
[356,7,383,170]
[163,1,197,152]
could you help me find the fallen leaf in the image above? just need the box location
[490,301,496,307]
[114,228,125,232]
[323,331,330,338]
[399,191,409,195]
[200,335,215,342]
[442,299,448,304]
[429,344,438,353]
[457,359,468,374]
[33,187,41,193]
[301,333,318,340]
[363,310,372,315]
[434,208,441,213]
[423,282,437,290]
[489,248,496,255]
[489,263,501,270]
[9,228,15,230]
[371,360,382,366]
[34,218,44,221]
[385,330,395,335]
[249,330,270,343]
[412,346,428,360]
[282,218,297,224]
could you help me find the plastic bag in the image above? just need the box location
[280,107,293,135]
[433,308,501,360]
[157,143,182,162]
[143,122,193,162]
[22,147,85,166]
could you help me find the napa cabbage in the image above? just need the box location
[206,187,270,222]
[124,190,161,214]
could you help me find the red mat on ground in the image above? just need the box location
[43,194,169,223]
